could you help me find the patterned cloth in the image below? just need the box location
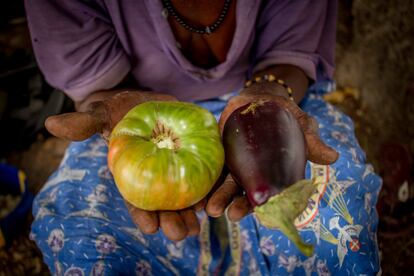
[31,82,382,275]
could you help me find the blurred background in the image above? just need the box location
[0,1,413,275]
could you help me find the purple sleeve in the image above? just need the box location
[25,0,130,101]
[252,0,337,81]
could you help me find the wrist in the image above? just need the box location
[241,81,291,100]
[248,65,310,103]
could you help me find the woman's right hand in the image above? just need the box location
[45,90,205,241]
[45,90,177,141]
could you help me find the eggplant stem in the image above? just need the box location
[240,99,269,115]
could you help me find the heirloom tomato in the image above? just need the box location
[108,101,224,211]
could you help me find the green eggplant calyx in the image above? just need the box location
[151,120,180,150]
[254,178,319,256]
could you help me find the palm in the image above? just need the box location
[44,90,206,241]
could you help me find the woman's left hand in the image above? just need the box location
[205,90,339,220]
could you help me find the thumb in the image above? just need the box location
[283,102,339,165]
[305,133,339,165]
[45,111,106,141]
[302,116,339,165]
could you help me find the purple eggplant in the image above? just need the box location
[223,99,317,256]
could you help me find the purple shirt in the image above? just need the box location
[25,0,337,102]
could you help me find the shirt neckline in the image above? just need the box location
[144,0,260,81]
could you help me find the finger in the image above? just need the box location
[285,104,339,165]
[305,133,339,165]
[159,211,188,241]
[194,198,207,211]
[126,203,159,234]
[227,196,252,222]
[45,111,105,141]
[300,116,339,165]
[205,174,241,217]
[179,209,200,236]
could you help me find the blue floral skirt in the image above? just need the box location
[31,82,382,275]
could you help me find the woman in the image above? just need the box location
[26,0,381,275]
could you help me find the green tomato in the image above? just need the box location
[108,101,224,211]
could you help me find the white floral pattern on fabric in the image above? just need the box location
[135,260,152,276]
[95,234,117,255]
[260,236,276,256]
[91,261,105,276]
[47,229,65,253]
[64,267,85,276]
[316,259,331,276]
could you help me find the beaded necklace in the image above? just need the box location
[161,0,231,35]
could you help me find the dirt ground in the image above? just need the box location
[1,0,414,275]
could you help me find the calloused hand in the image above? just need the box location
[125,200,206,241]
[205,92,339,220]
[45,90,205,241]
[45,90,176,141]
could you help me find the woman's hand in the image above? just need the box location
[205,90,339,220]
[126,200,206,241]
[45,90,177,141]
[125,168,231,240]
[46,90,204,241]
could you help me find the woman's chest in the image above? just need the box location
[165,0,237,69]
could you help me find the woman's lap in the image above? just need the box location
[31,83,382,275]
[31,136,205,275]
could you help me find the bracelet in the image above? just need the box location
[245,74,294,101]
